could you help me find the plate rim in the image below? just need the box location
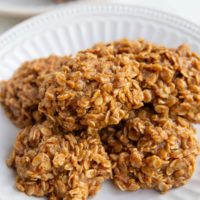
[0,2,200,54]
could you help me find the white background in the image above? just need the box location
[0,0,200,35]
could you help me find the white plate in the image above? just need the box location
[0,3,200,200]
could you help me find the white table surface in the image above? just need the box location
[0,0,200,35]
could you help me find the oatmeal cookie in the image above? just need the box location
[0,56,71,128]
[100,108,200,192]
[39,42,144,132]
[94,39,200,123]
[7,121,112,200]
